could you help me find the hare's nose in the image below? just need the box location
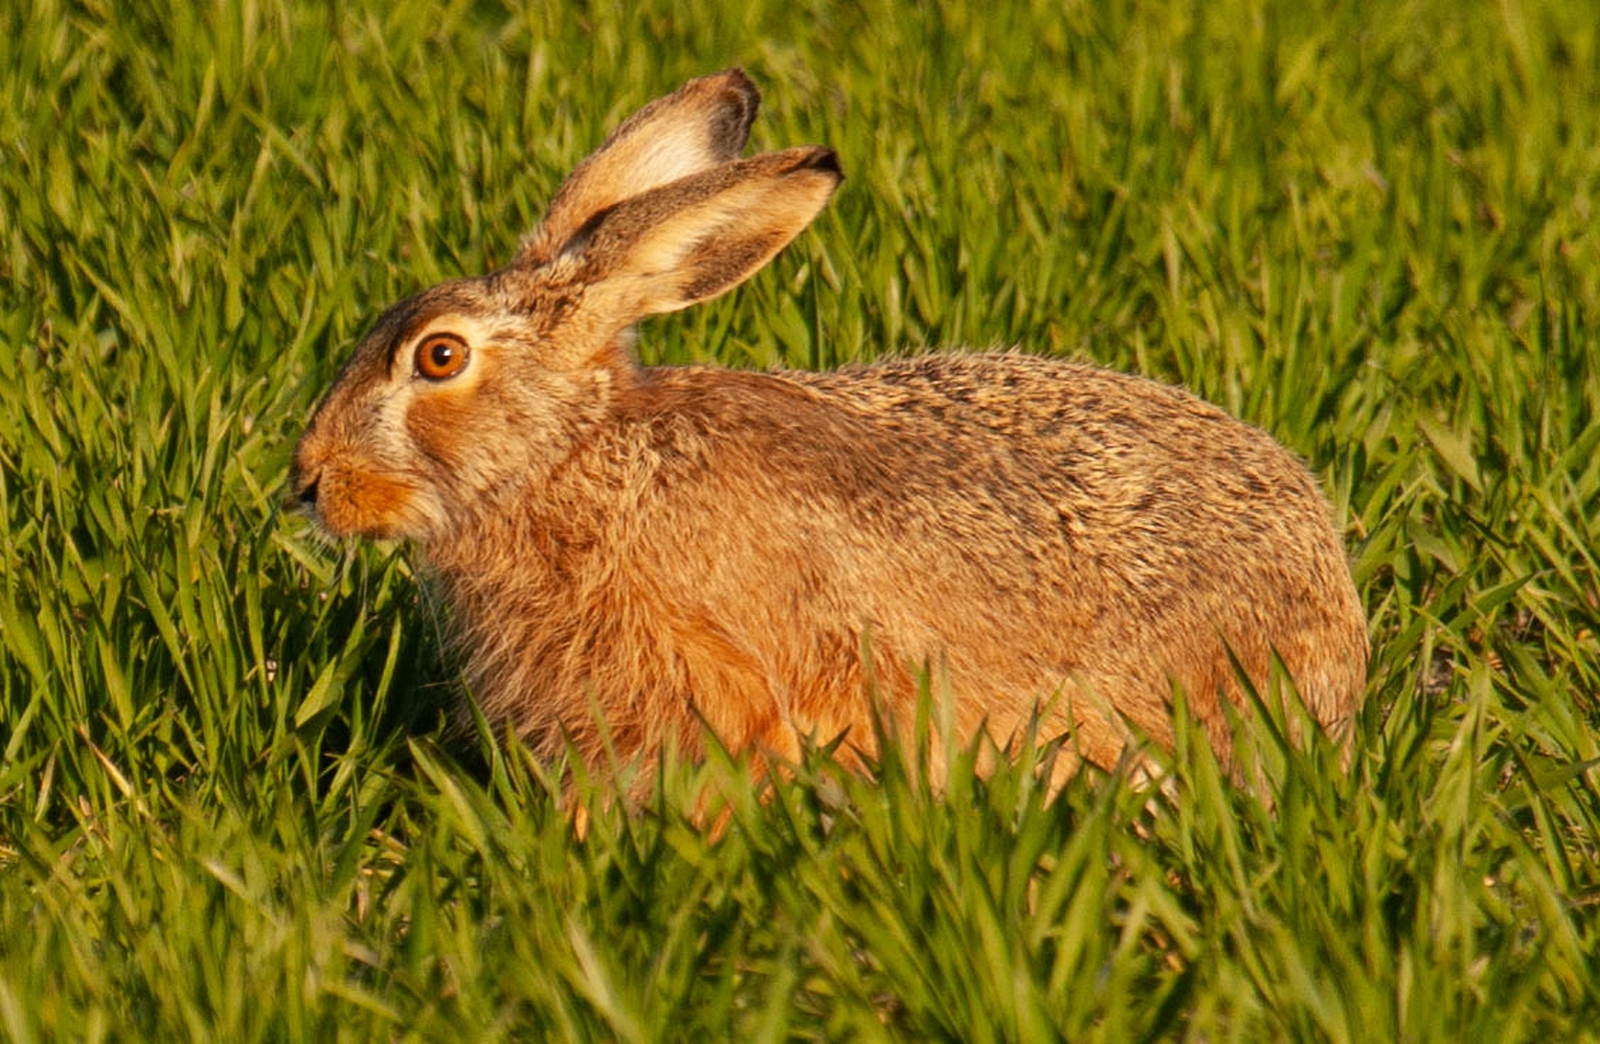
[289,469,321,510]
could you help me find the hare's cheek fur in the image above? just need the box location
[403,383,478,478]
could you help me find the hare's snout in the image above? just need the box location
[288,462,321,511]
[288,425,437,541]
[286,432,343,532]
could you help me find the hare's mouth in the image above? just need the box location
[292,463,436,542]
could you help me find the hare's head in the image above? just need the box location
[290,70,840,542]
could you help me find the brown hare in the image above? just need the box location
[291,69,1367,795]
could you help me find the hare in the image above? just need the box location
[290,69,1367,795]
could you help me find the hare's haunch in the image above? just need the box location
[291,70,1367,790]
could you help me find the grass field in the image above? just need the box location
[3,0,1599,1040]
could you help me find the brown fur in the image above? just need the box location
[291,70,1368,797]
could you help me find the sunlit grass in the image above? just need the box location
[2,0,1597,1040]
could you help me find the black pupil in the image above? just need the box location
[429,341,456,372]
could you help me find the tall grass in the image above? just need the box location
[2,0,1597,1040]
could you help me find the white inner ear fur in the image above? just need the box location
[629,128,720,189]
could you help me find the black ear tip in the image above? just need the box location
[720,67,756,93]
[799,146,844,180]
[708,68,760,114]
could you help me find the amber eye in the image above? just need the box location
[414,334,470,380]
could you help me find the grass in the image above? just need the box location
[2,0,1598,1039]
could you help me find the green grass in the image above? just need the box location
[3,0,1599,1039]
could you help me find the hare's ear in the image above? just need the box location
[557,146,841,324]
[519,69,761,266]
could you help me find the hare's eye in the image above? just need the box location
[415,334,470,381]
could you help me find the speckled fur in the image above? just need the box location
[291,70,1367,796]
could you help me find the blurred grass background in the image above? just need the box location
[1,0,1598,1040]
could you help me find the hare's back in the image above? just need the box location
[791,351,1364,733]
[626,351,1348,628]
[795,352,1331,526]
[794,351,1357,644]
